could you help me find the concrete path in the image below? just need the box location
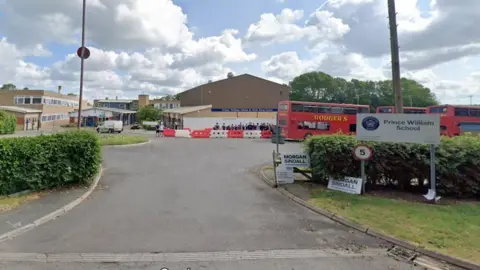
[0,139,420,269]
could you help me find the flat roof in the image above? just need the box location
[95,99,134,103]
[79,107,137,114]
[0,106,42,114]
[164,105,212,115]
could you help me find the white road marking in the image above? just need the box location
[0,248,388,263]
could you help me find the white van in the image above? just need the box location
[96,120,123,133]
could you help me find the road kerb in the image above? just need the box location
[0,166,103,243]
[257,166,480,270]
[102,140,151,148]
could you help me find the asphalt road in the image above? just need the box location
[0,138,419,269]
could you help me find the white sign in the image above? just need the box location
[356,113,440,145]
[276,166,294,184]
[353,145,373,160]
[327,177,363,194]
[280,153,310,168]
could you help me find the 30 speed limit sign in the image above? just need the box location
[353,144,373,161]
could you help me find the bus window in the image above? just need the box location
[291,103,303,112]
[455,108,469,116]
[349,124,356,132]
[344,107,357,115]
[330,107,344,114]
[440,126,447,130]
[359,107,370,113]
[470,109,480,117]
[318,106,330,113]
[378,107,392,113]
[429,107,446,113]
[303,105,318,113]
[278,118,287,125]
[278,104,288,112]
[299,121,330,131]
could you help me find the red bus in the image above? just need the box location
[278,101,370,140]
[376,106,427,114]
[427,105,480,136]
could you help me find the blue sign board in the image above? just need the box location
[211,108,277,112]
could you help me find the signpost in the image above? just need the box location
[274,152,311,186]
[353,144,373,194]
[356,113,441,202]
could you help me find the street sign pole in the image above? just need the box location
[353,144,374,195]
[77,0,87,129]
[275,112,279,154]
[361,160,366,194]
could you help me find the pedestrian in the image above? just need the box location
[159,121,164,137]
[155,122,160,137]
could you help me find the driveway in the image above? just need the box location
[0,139,419,269]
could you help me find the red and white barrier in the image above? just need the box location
[166,129,270,139]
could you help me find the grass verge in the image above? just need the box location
[0,193,40,213]
[308,187,480,264]
[98,134,149,146]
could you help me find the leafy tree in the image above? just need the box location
[0,83,17,91]
[288,71,439,110]
[67,93,77,96]
[23,87,29,90]
[227,72,234,78]
[138,105,163,122]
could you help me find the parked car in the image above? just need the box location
[130,123,141,130]
[96,120,123,133]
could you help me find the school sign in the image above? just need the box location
[356,114,440,145]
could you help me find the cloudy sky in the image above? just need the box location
[0,0,479,103]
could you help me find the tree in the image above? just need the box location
[67,93,77,96]
[227,72,234,78]
[0,83,17,91]
[138,105,163,122]
[288,71,439,111]
[23,87,29,90]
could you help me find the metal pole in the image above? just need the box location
[361,160,366,194]
[275,112,279,154]
[77,0,87,129]
[388,0,403,114]
[429,144,436,199]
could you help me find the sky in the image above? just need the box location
[1,0,480,104]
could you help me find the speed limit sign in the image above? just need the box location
[353,144,373,161]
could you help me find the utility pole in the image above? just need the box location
[469,95,473,105]
[77,0,87,129]
[388,0,403,113]
[408,95,413,107]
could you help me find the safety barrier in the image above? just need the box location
[210,130,228,138]
[261,130,272,138]
[190,129,210,138]
[227,130,244,139]
[175,129,191,138]
[243,130,262,139]
[163,129,175,137]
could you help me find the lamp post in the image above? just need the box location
[77,0,87,129]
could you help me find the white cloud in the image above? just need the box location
[1,0,480,104]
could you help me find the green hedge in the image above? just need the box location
[304,134,480,198]
[0,130,101,195]
[0,110,16,134]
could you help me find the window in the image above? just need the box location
[278,104,288,112]
[454,108,469,116]
[344,107,357,115]
[405,109,425,114]
[440,125,447,130]
[303,105,318,113]
[349,124,356,132]
[291,103,303,112]
[278,119,287,125]
[32,97,42,104]
[359,107,370,113]
[330,106,344,114]
[470,109,480,117]
[298,121,330,131]
[378,107,392,113]
[429,107,446,113]
[318,106,330,113]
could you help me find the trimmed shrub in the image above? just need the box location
[0,130,101,195]
[0,110,16,134]
[304,134,480,198]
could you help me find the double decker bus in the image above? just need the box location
[376,106,427,114]
[427,105,480,136]
[278,101,370,140]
